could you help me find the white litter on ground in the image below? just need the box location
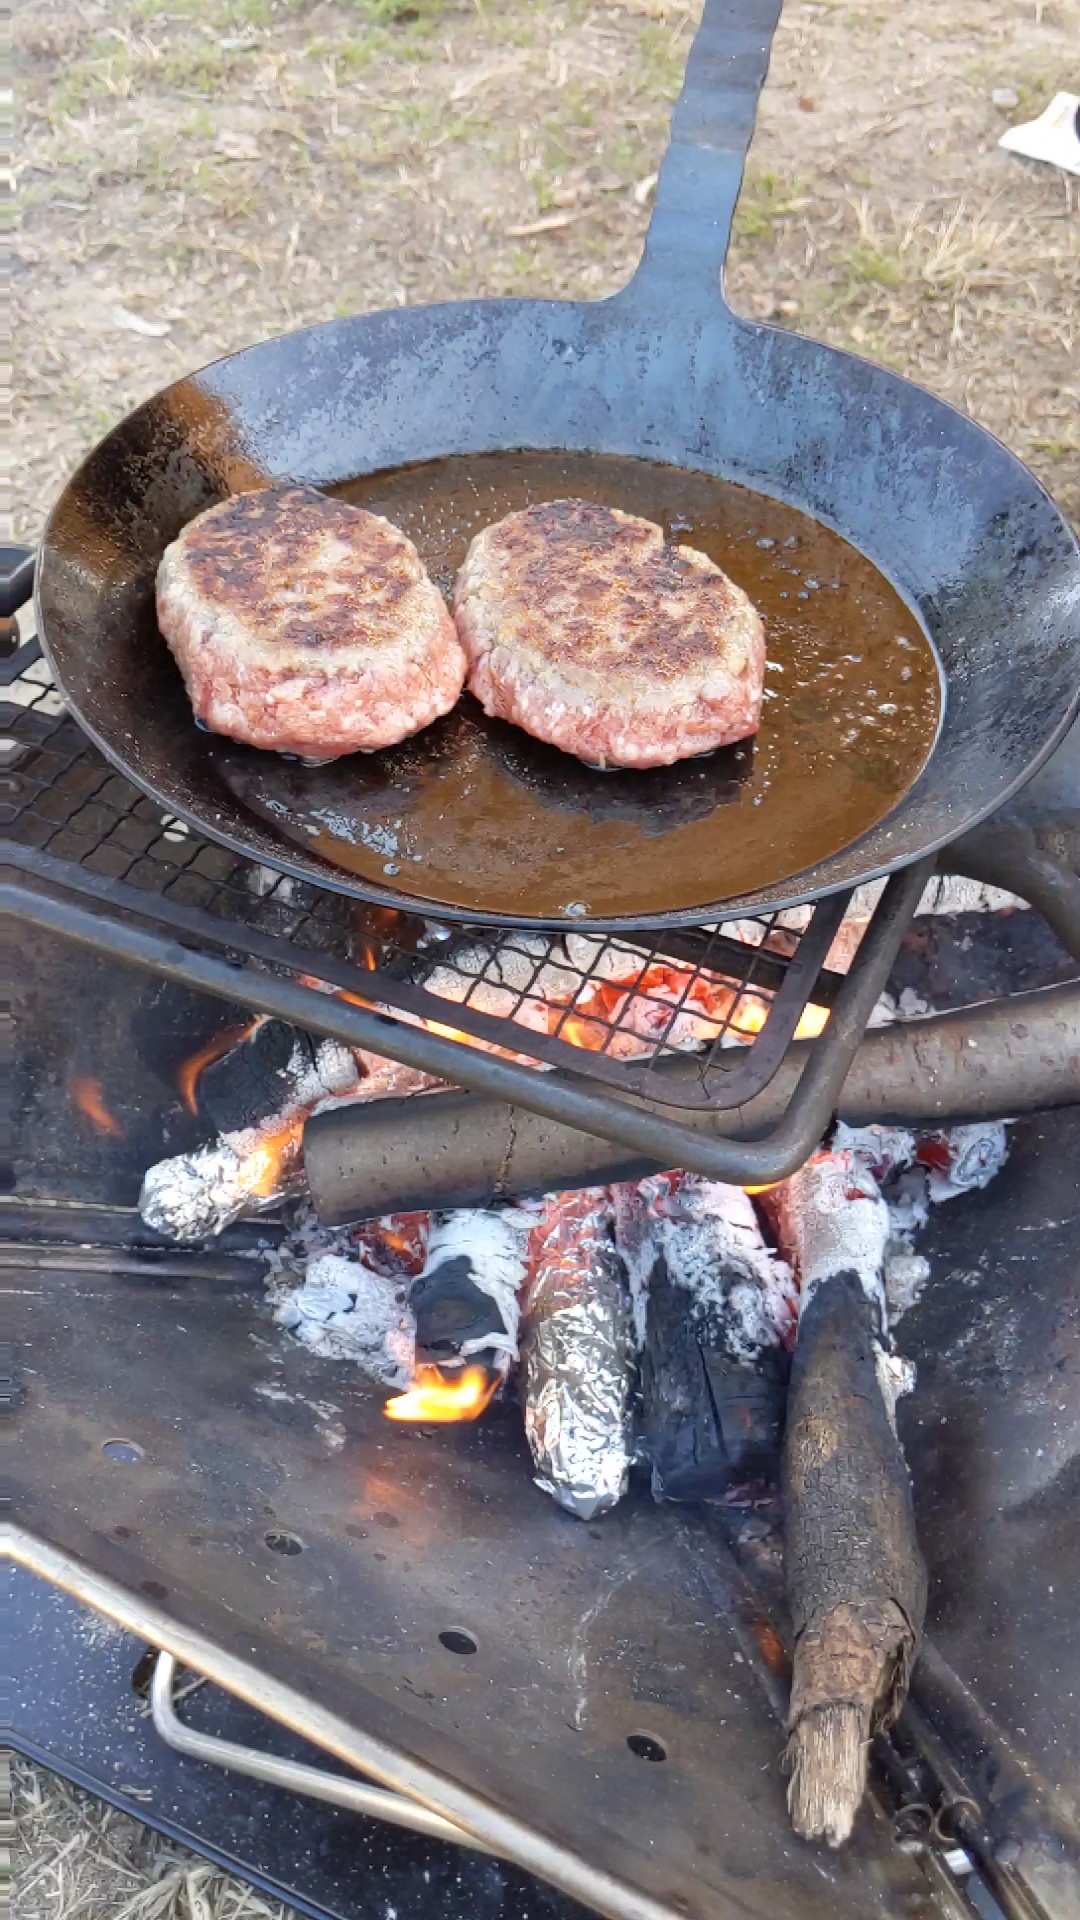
[999,92,1080,177]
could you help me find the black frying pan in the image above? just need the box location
[35,0,1080,930]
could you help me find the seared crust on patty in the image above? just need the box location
[157,485,466,758]
[454,498,765,768]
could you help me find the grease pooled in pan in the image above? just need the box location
[213,451,942,922]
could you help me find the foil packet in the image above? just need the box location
[139,1126,305,1241]
[521,1189,633,1521]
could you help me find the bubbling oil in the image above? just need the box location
[283,450,942,919]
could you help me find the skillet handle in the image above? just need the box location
[620,0,782,316]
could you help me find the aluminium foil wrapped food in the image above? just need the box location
[521,1189,633,1521]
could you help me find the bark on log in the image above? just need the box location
[782,1271,927,1845]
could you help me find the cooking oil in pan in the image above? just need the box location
[219,451,943,922]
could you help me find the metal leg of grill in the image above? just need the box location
[148,1650,492,1852]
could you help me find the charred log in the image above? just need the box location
[407,1211,527,1377]
[614,1177,793,1503]
[197,1020,359,1134]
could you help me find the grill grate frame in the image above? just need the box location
[5,564,885,1116]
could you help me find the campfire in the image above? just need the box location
[121,882,1037,1849]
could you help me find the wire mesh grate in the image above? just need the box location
[5,632,857,1111]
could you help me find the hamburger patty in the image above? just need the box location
[454,498,765,769]
[157,485,466,758]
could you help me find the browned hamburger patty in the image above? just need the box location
[454,498,765,768]
[156,484,466,758]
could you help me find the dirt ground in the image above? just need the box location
[10,0,1079,1914]
[13,0,1080,539]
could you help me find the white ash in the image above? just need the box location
[779,1152,889,1321]
[622,1175,795,1363]
[829,1124,931,1320]
[274,1252,415,1388]
[332,1050,444,1104]
[884,1250,932,1322]
[420,1206,535,1368]
[287,1036,366,1105]
[874,1346,918,1430]
[823,1121,1010,1324]
[418,930,718,1058]
[867,985,934,1028]
[885,1167,931,1239]
[832,1122,917,1184]
[922,1121,1009,1200]
[420,934,575,1032]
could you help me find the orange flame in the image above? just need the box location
[794,1003,829,1040]
[558,1011,610,1052]
[71,1075,125,1139]
[177,1020,260,1115]
[384,1365,497,1424]
[241,1118,304,1198]
[297,972,373,1010]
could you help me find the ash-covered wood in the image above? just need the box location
[411,1257,513,1367]
[198,1020,358,1134]
[614,1177,794,1503]
[636,1253,789,1502]
[783,1269,926,1846]
[407,1211,527,1376]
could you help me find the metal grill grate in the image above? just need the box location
[5,580,864,1114]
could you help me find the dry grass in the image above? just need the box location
[14,1758,298,1920]
[12,0,1079,532]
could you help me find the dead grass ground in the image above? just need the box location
[10,0,1080,1912]
[13,1757,297,1920]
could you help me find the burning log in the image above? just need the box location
[771,1152,927,1847]
[142,1020,436,1241]
[613,1174,795,1503]
[520,1189,633,1520]
[302,983,1080,1218]
[382,1210,534,1425]
[406,1209,528,1378]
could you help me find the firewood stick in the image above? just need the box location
[775,1157,927,1846]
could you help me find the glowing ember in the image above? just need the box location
[384,1365,497,1424]
[794,1003,829,1041]
[351,1212,430,1278]
[177,1021,260,1115]
[71,1075,125,1139]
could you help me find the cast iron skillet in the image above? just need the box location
[35,0,1080,929]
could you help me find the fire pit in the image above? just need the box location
[6,531,1080,1915]
[6,0,1080,1901]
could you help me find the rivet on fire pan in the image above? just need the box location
[101,1437,144,1462]
[263,1529,304,1557]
